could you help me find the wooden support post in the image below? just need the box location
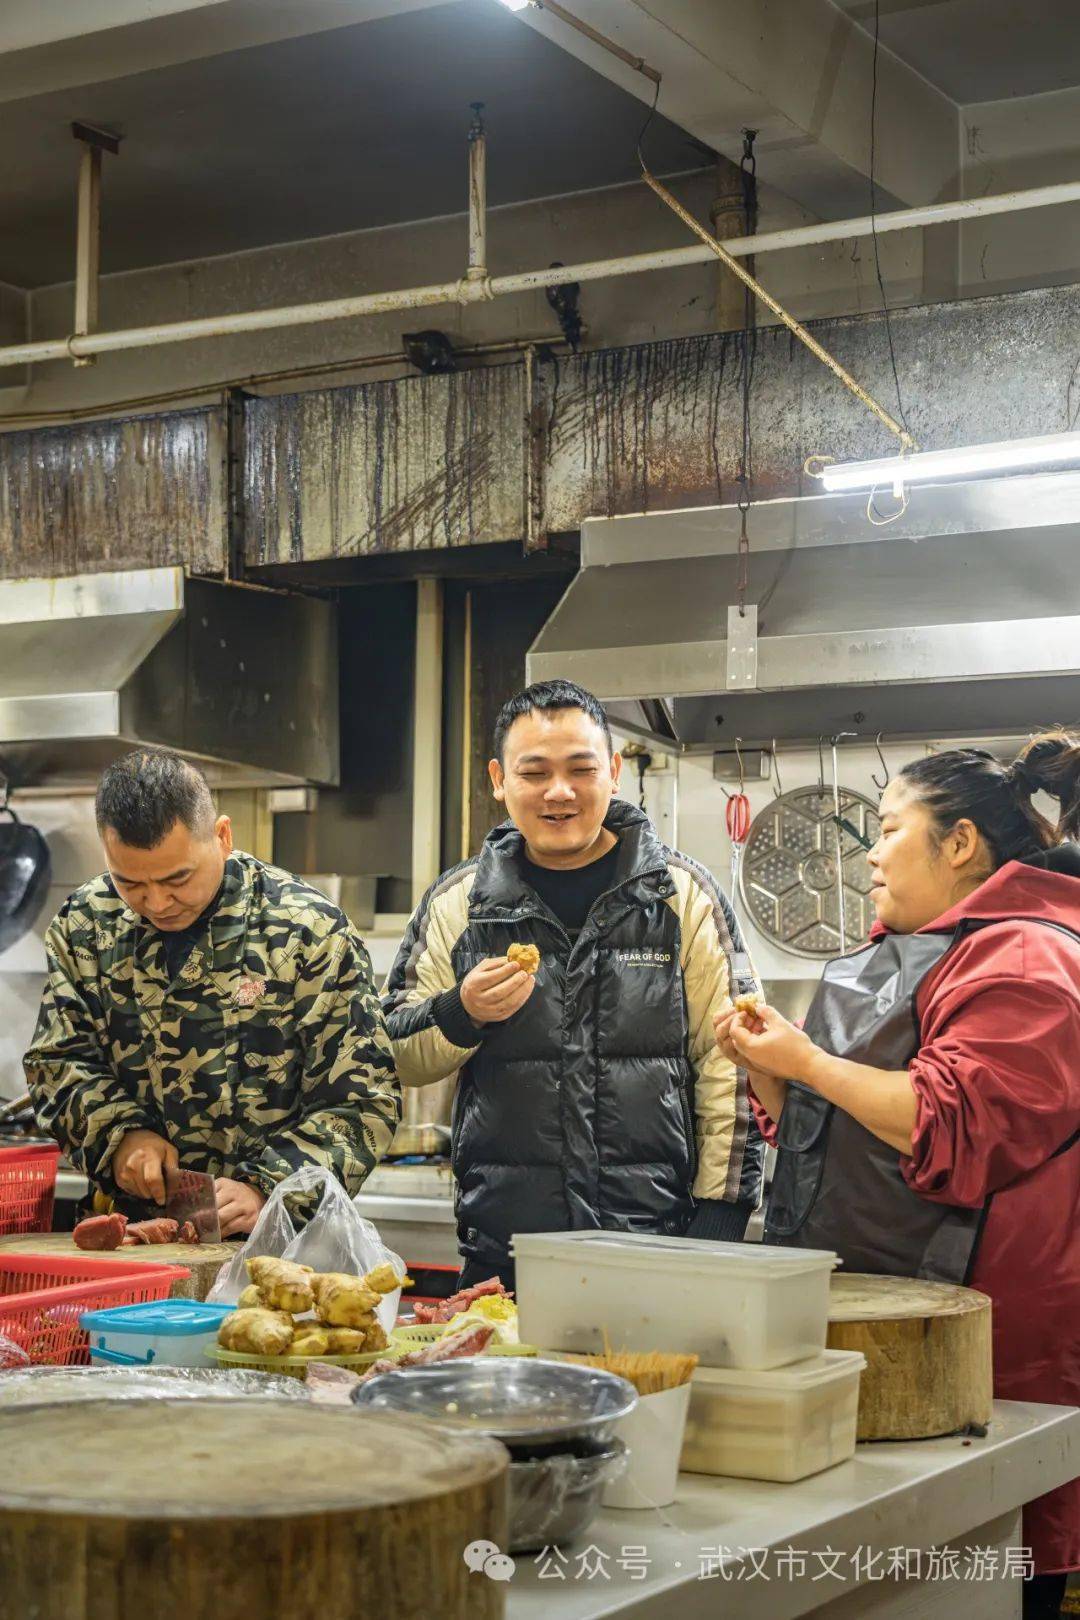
[710,156,746,332]
[70,122,120,369]
[412,577,445,907]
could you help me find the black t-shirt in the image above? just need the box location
[158,878,225,983]
[520,842,621,940]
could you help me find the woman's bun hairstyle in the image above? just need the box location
[899,727,1080,869]
[1011,730,1080,839]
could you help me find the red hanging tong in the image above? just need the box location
[726,790,751,846]
[725,738,751,844]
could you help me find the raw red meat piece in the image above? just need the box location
[177,1221,199,1245]
[412,1277,509,1325]
[358,1320,495,1383]
[123,1217,179,1245]
[306,1364,363,1405]
[73,1212,128,1251]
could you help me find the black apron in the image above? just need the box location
[765,917,1080,1285]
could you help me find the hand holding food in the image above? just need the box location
[506,942,540,975]
[459,957,536,1024]
[246,1256,315,1313]
[727,1001,820,1082]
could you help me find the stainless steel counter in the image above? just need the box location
[505,1400,1080,1619]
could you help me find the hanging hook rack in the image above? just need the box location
[871,732,890,792]
[733,737,746,796]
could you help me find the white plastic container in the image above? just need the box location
[602,1382,692,1511]
[513,1231,838,1370]
[80,1300,234,1370]
[680,1349,866,1482]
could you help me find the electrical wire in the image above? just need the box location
[635,74,662,173]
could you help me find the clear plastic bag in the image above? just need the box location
[0,1366,306,1407]
[0,1331,30,1372]
[507,1438,628,1553]
[207,1165,404,1332]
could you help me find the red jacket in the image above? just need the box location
[752,861,1080,1573]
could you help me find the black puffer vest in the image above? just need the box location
[453,802,701,1269]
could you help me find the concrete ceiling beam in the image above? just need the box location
[516,0,960,218]
[0,0,454,105]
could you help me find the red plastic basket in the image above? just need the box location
[0,1255,189,1366]
[0,1143,61,1235]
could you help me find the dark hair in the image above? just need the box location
[898,728,1080,868]
[492,680,613,763]
[95,749,216,849]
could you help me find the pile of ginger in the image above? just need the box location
[218,1257,405,1358]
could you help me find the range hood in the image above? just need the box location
[0,567,338,786]
[528,471,1080,752]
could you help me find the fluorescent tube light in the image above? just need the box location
[493,0,536,9]
[820,430,1080,494]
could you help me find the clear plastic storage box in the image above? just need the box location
[680,1349,866,1482]
[513,1231,838,1370]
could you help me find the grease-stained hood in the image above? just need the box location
[527,471,1080,752]
[0,566,338,786]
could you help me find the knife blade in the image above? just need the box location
[163,1165,221,1244]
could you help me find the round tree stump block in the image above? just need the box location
[827,1273,993,1441]
[0,1233,232,1301]
[0,1400,509,1620]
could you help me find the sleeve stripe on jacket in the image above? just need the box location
[665,850,764,1207]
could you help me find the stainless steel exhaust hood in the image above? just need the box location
[0,567,338,786]
[527,472,1080,752]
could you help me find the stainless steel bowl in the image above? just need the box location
[352,1356,637,1445]
[509,1438,628,1553]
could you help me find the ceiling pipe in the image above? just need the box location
[466,102,488,283]
[1,178,1078,370]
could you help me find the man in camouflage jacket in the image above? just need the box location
[25,751,400,1233]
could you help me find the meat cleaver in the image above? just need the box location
[164,1165,221,1244]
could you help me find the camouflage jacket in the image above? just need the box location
[24,852,401,1206]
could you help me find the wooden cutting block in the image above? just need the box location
[0,1401,508,1620]
[0,1232,232,1301]
[827,1273,993,1441]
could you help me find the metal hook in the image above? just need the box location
[817,736,825,795]
[733,737,746,795]
[871,732,890,792]
[770,738,783,798]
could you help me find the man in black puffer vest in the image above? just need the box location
[383,680,765,1288]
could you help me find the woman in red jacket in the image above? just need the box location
[718,732,1080,1620]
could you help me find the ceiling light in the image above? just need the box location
[820,430,1080,495]
[494,0,536,10]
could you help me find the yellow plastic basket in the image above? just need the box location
[209,1343,405,1382]
[392,1323,537,1358]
